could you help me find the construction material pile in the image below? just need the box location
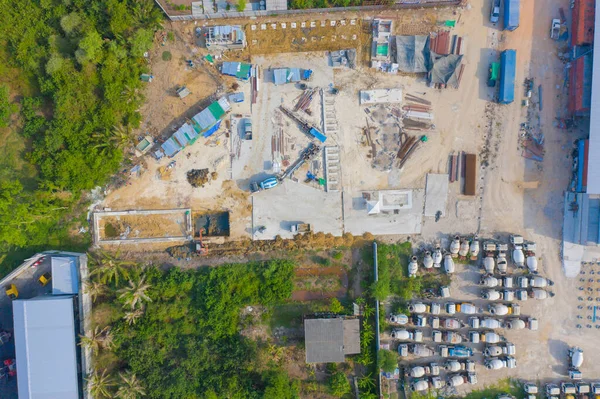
[187,169,212,187]
[401,94,435,131]
[294,88,317,114]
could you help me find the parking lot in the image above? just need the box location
[0,254,53,398]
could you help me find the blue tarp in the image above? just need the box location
[203,120,222,138]
[309,127,327,143]
[499,49,516,104]
[229,92,245,103]
[504,0,520,31]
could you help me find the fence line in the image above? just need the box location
[157,0,463,21]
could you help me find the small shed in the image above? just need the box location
[51,256,79,295]
[177,86,191,99]
[221,62,252,80]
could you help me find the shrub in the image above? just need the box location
[162,51,172,61]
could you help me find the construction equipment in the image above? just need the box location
[195,229,208,256]
[279,106,326,143]
[4,284,18,300]
[38,273,51,287]
[290,223,310,233]
[0,331,11,346]
[279,142,321,180]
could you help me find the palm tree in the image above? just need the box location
[123,308,144,325]
[93,124,133,153]
[90,250,136,286]
[83,281,107,303]
[118,275,152,309]
[79,326,113,355]
[116,370,146,399]
[87,369,115,398]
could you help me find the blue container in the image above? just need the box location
[498,49,516,104]
[504,0,520,31]
[309,127,327,143]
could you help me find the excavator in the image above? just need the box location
[195,228,208,256]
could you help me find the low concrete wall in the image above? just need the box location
[157,0,463,21]
[92,208,193,245]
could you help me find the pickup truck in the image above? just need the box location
[244,119,252,140]
[290,223,310,233]
[490,0,500,23]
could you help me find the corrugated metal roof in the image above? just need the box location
[572,0,596,46]
[193,108,217,131]
[288,68,301,82]
[51,256,78,295]
[180,122,198,141]
[586,3,600,193]
[305,318,345,363]
[14,297,79,399]
[208,102,225,120]
[273,69,287,85]
[161,137,182,157]
[222,61,241,76]
[218,97,231,112]
[174,128,190,147]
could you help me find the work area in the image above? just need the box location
[80,0,600,394]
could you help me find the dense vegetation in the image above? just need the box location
[88,255,299,398]
[289,0,393,9]
[0,0,162,273]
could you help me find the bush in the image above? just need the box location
[329,298,344,314]
[236,0,246,11]
[332,251,343,260]
[162,51,172,61]
[378,349,398,372]
[328,372,351,397]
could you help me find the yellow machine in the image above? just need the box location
[5,284,18,299]
[38,273,52,287]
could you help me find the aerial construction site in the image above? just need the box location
[85,0,600,395]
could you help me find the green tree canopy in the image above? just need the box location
[378,349,398,373]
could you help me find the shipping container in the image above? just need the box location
[572,0,596,46]
[498,49,516,104]
[464,154,477,196]
[504,0,520,31]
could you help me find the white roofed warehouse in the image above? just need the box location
[13,296,81,399]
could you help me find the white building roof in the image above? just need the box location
[51,256,79,295]
[13,296,80,399]
[586,1,600,194]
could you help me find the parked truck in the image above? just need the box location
[504,0,520,31]
[408,256,419,277]
[525,243,538,273]
[469,331,502,344]
[470,238,480,260]
[389,314,409,325]
[444,254,455,274]
[490,0,501,23]
[391,329,423,342]
[569,347,583,379]
[411,344,436,357]
[408,363,440,378]
[488,303,520,316]
[442,331,465,344]
[485,356,517,370]
[482,289,514,301]
[444,360,476,372]
[433,245,443,267]
[290,223,310,233]
[423,251,434,269]
[484,343,516,357]
[447,373,478,387]
[510,234,525,267]
[440,318,463,329]
[439,345,473,358]
[459,239,469,258]
[450,236,460,258]
[499,50,517,104]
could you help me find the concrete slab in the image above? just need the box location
[252,180,342,239]
[343,189,424,236]
[424,173,450,217]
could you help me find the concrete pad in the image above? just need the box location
[343,189,424,236]
[252,180,342,240]
[424,173,450,217]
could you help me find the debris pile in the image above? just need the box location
[294,88,317,114]
[187,169,211,187]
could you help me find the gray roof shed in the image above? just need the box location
[51,256,79,295]
[304,318,360,363]
[13,296,80,399]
